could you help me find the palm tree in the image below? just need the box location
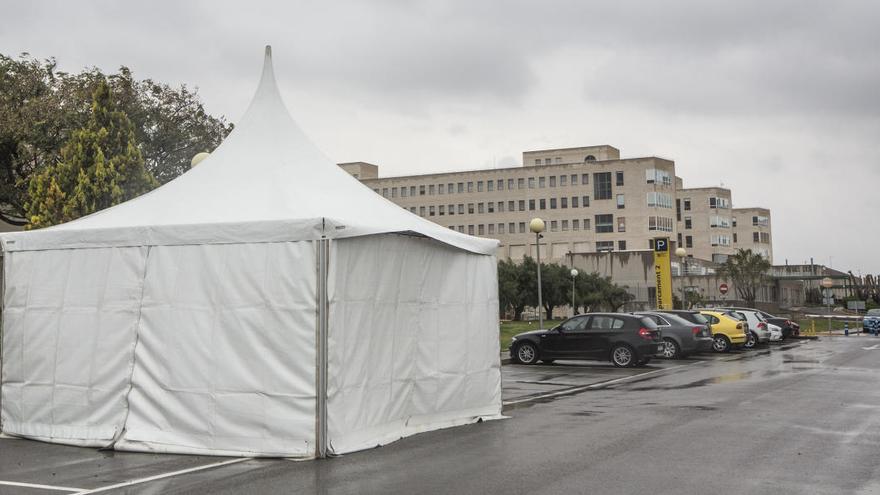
[719,249,771,307]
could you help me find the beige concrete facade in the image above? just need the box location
[733,207,773,262]
[343,144,772,264]
[675,186,735,263]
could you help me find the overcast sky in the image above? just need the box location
[3,0,878,273]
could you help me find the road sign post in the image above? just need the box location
[653,237,673,310]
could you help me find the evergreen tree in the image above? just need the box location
[26,80,157,228]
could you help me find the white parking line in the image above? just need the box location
[71,457,251,494]
[502,361,703,407]
[0,480,83,492]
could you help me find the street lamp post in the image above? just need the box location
[530,218,546,329]
[570,268,579,317]
[821,277,834,333]
[675,247,687,309]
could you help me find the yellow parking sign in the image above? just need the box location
[653,237,673,310]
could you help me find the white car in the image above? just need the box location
[768,323,783,342]
[729,309,771,348]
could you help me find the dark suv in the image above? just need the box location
[510,313,663,367]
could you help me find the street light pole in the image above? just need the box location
[530,218,546,329]
[822,277,833,333]
[675,247,687,309]
[570,268,579,317]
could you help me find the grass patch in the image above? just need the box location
[500,319,564,350]
[797,318,865,333]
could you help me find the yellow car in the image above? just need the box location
[699,310,748,352]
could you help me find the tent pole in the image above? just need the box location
[315,238,330,458]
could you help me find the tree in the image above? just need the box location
[498,258,522,319]
[26,80,157,228]
[719,248,772,307]
[0,53,232,224]
[598,277,635,312]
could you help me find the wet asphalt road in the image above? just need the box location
[2,336,880,494]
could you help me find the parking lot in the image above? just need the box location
[2,336,880,494]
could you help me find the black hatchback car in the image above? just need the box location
[510,313,664,367]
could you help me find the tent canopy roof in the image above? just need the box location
[1,46,498,255]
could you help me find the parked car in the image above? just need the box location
[716,306,800,338]
[509,313,664,367]
[698,310,748,352]
[727,309,771,348]
[768,323,783,342]
[636,311,713,359]
[863,309,880,334]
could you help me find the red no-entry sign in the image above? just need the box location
[719,283,729,295]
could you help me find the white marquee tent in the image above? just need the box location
[0,47,502,457]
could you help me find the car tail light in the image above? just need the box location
[736,323,743,329]
[638,327,653,340]
[785,320,792,327]
[692,326,702,335]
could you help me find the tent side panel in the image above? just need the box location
[1,247,147,446]
[116,241,317,457]
[327,235,502,454]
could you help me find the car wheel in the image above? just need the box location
[713,335,731,353]
[541,359,555,364]
[744,332,757,349]
[660,338,680,359]
[515,342,539,365]
[611,344,636,367]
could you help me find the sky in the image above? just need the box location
[2,0,878,273]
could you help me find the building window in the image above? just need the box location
[596,241,614,251]
[457,182,464,193]
[572,196,579,208]
[561,197,568,208]
[487,181,493,192]
[495,201,502,213]
[448,183,454,194]
[584,218,591,230]
[419,206,426,216]
[458,204,464,214]
[468,225,475,235]
[550,220,558,232]
[645,168,672,185]
[683,198,691,211]
[709,197,729,209]
[733,233,738,243]
[508,222,515,233]
[549,176,556,187]
[582,173,589,185]
[732,217,737,227]
[545,158,551,165]
[477,181,484,192]
[391,187,398,198]
[419,185,425,196]
[528,177,536,189]
[560,175,568,186]
[458,225,464,233]
[539,199,546,210]
[535,159,541,165]
[508,200,515,211]
[675,199,681,220]
[508,179,515,190]
[582,196,590,207]
[594,172,612,200]
[448,204,455,215]
[467,182,474,193]
[539,177,546,188]
[753,232,760,242]
[401,187,408,197]
[618,240,627,251]
[616,171,624,186]
[616,194,625,209]
[585,155,597,162]
[488,224,494,235]
[438,184,444,195]
[429,206,435,216]
[685,235,693,248]
[562,220,569,231]
[519,200,526,211]
[685,217,692,229]
[517,178,525,189]
[709,215,731,228]
[478,203,484,214]
[382,188,388,197]
[648,216,674,232]
[573,219,580,231]
[555,157,562,163]
[519,222,526,233]
[439,205,445,216]
[468,203,475,214]
[429,184,435,195]
[571,174,578,185]
[550,198,557,209]
[753,215,769,227]
[595,214,614,233]
[647,192,673,209]
[617,217,626,232]
[529,199,535,210]
[498,223,505,234]
[677,233,683,247]
[497,179,503,190]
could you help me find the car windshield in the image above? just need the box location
[868,309,880,316]
[725,311,746,321]
[690,313,710,324]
